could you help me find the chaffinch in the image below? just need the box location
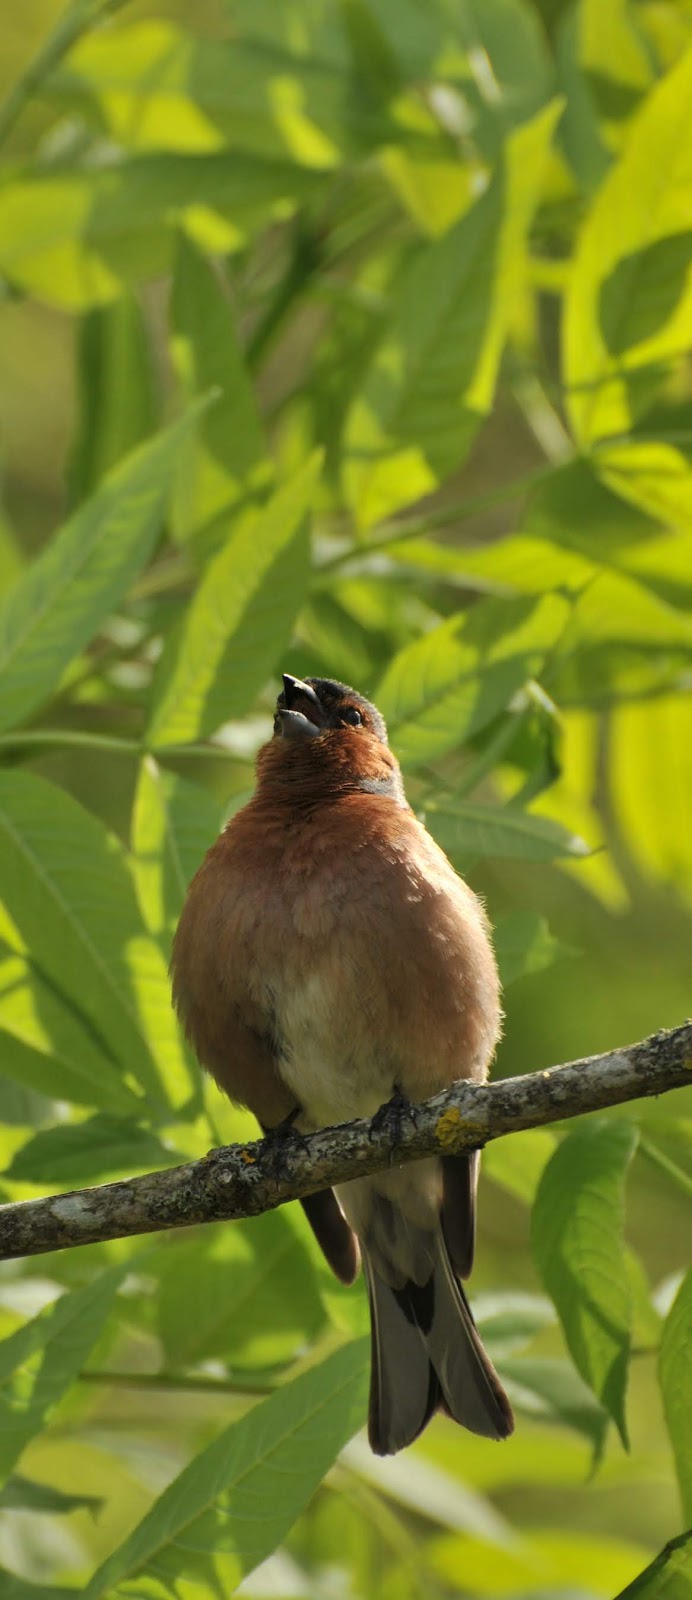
[171,674,514,1453]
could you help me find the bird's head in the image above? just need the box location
[255,674,405,805]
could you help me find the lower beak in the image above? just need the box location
[277,709,320,740]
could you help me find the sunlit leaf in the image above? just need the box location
[0,771,191,1113]
[0,1268,123,1483]
[343,103,560,526]
[0,404,206,737]
[482,1127,557,1205]
[531,1118,638,1444]
[565,48,692,446]
[659,1269,692,1524]
[83,1339,369,1598]
[426,802,590,865]
[147,454,320,747]
[131,759,221,938]
[6,1114,178,1186]
[376,592,570,768]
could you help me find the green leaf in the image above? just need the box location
[6,1114,178,1185]
[147,454,320,747]
[154,1209,326,1370]
[0,156,326,311]
[0,770,191,1113]
[531,1118,639,1444]
[425,802,590,864]
[494,910,578,988]
[0,403,207,737]
[659,1268,692,1524]
[69,291,157,501]
[84,1338,369,1598]
[0,1570,75,1600]
[170,235,271,541]
[376,592,570,768]
[613,1532,692,1600]
[0,941,140,1114]
[474,1290,556,1360]
[0,1267,123,1482]
[131,759,221,938]
[0,1474,102,1515]
[565,48,692,446]
[343,102,560,526]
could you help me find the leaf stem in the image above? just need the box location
[79,1368,274,1396]
[0,0,133,151]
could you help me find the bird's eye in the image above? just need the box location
[341,706,363,727]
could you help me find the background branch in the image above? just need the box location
[0,1022,690,1262]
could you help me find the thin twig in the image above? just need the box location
[0,1023,689,1262]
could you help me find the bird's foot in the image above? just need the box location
[260,1108,310,1184]
[368,1085,418,1153]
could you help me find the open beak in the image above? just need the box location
[278,674,322,739]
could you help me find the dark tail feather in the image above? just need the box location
[365,1235,514,1455]
[301,1189,360,1284]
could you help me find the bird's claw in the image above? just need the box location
[260,1111,310,1184]
[368,1086,418,1152]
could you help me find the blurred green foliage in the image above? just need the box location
[0,0,690,1594]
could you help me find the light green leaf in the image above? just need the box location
[0,1570,75,1600]
[474,1290,556,1360]
[0,770,191,1112]
[565,48,692,446]
[0,156,326,311]
[84,1338,369,1598]
[69,291,157,501]
[0,1267,123,1482]
[0,404,207,737]
[343,102,560,526]
[6,1114,178,1185]
[425,802,590,864]
[170,235,271,541]
[131,759,221,938]
[531,1118,639,1444]
[659,1268,692,1524]
[613,1531,692,1600]
[154,1209,326,1370]
[608,694,692,904]
[147,454,320,747]
[377,592,570,768]
[0,941,139,1114]
[494,910,578,988]
[431,1525,648,1598]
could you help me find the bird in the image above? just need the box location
[171,673,514,1454]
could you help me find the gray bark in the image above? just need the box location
[0,1022,690,1261]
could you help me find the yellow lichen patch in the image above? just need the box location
[240,1150,257,1165]
[436,1107,466,1151]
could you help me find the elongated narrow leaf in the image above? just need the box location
[84,1338,369,1598]
[6,1114,177,1185]
[499,1356,608,1452]
[659,1269,692,1524]
[0,1268,123,1482]
[170,234,271,541]
[0,1475,102,1515]
[343,103,559,526]
[0,941,139,1113]
[69,291,157,500]
[531,1119,638,1444]
[377,593,570,769]
[0,404,206,736]
[565,48,692,447]
[147,455,320,747]
[0,1570,75,1600]
[614,1532,692,1600]
[131,759,221,937]
[426,803,589,865]
[0,770,191,1111]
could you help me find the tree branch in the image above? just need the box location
[1,1023,690,1261]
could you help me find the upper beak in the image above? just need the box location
[278,674,322,740]
[282,674,321,712]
